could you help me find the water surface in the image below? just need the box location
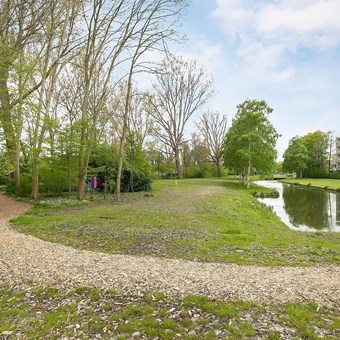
[256,181,340,232]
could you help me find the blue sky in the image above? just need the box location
[175,0,340,159]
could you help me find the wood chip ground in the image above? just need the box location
[0,194,339,308]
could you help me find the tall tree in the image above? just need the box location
[147,55,213,178]
[196,110,227,177]
[28,0,80,200]
[224,99,279,187]
[76,0,188,200]
[302,130,329,176]
[283,136,310,178]
[0,0,48,194]
[114,0,188,200]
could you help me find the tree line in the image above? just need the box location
[1,0,234,200]
[282,130,337,178]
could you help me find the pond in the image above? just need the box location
[255,180,340,232]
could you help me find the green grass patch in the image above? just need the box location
[11,178,340,266]
[281,178,340,191]
[0,284,339,339]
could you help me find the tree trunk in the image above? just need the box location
[240,169,245,184]
[174,146,182,179]
[0,71,22,195]
[116,142,124,200]
[246,161,251,188]
[67,154,71,198]
[216,159,222,177]
[116,68,133,201]
[77,169,87,200]
[14,140,21,196]
[31,157,39,200]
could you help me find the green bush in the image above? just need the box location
[302,169,328,178]
[183,163,217,179]
[329,172,340,179]
[120,170,151,192]
[6,174,32,197]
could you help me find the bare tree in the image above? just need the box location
[147,55,213,178]
[196,110,228,177]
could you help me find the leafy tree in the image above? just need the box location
[123,132,150,192]
[283,137,310,178]
[301,130,329,176]
[224,99,279,187]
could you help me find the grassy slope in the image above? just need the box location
[11,178,340,266]
[281,178,340,190]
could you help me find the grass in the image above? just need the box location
[11,178,340,266]
[281,178,340,191]
[0,284,339,339]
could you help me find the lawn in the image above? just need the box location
[281,178,340,191]
[11,178,340,266]
[1,284,339,339]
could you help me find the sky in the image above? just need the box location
[174,0,340,160]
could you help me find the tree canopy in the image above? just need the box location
[224,99,279,187]
[283,137,310,178]
[282,130,331,178]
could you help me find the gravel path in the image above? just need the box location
[0,193,339,308]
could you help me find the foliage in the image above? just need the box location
[302,130,329,173]
[183,163,217,178]
[6,174,32,197]
[283,136,310,177]
[283,130,332,178]
[224,99,279,186]
[89,140,151,193]
[123,132,151,192]
[0,148,12,185]
[329,171,340,179]
[302,168,329,178]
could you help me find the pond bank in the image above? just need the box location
[256,180,340,232]
[280,178,340,192]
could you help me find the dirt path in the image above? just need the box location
[0,193,339,308]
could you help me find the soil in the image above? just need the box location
[0,193,339,308]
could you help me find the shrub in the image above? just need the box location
[6,174,32,197]
[183,163,217,179]
[302,169,328,178]
[329,172,340,179]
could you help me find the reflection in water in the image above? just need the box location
[256,181,340,232]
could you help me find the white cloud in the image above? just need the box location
[257,0,340,49]
[176,35,226,75]
[211,0,340,82]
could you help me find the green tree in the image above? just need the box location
[301,130,329,176]
[283,137,310,178]
[124,132,150,192]
[224,99,279,187]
